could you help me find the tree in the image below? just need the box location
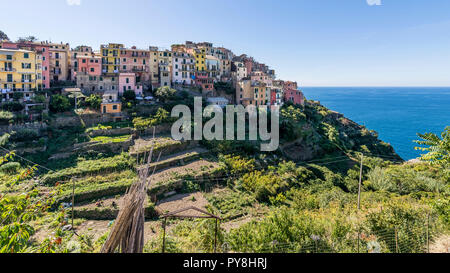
[85,94,102,110]
[122,90,136,103]
[415,126,450,179]
[0,30,8,41]
[49,95,72,113]
[16,36,38,43]
[155,86,176,102]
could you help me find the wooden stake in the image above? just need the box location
[395,227,399,253]
[162,217,167,253]
[427,213,430,253]
[357,154,363,210]
[71,178,75,228]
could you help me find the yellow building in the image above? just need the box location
[101,43,123,74]
[189,48,206,72]
[0,48,42,92]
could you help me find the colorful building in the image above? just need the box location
[189,48,206,72]
[46,42,70,83]
[252,81,270,106]
[1,41,51,89]
[205,55,220,80]
[0,49,42,97]
[172,51,195,85]
[119,72,143,96]
[148,46,160,88]
[120,46,150,89]
[284,89,304,106]
[74,55,101,78]
[101,90,122,114]
[236,79,252,106]
[195,71,214,92]
[101,43,123,74]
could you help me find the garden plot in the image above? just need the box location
[155,192,210,215]
[147,159,224,197]
[72,194,157,220]
[143,147,209,172]
[72,219,163,245]
[205,187,269,231]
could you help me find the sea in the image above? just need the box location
[301,87,450,160]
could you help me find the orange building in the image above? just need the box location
[101,90,122,114]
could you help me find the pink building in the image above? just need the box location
[119,72,143,96]
[195,71,214,92]
[120,47,150,87]
[284,89,304,106]
[75,55,101,77]
[283,81,298,91]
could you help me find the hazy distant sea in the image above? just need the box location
[301,87,450,160]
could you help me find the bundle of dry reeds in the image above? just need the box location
[101,128,161,253]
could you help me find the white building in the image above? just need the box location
[172,51,195,85]
[207,97,229,108]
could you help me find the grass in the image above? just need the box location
[89,134,131,144]
[85,121,132,132]
[41,153,135,185]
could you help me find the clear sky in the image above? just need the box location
[2,0,450,86]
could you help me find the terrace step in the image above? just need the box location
[147,159,225,199]
[73,195,157,220]
[139,147,209,172]
[129,135,199,160]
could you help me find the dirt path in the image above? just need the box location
[156,192,209,215]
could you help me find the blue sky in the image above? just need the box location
[2,0,450,86]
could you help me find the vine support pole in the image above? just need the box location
[357,154,363,253]
[426,213,430,253]
[162,217,167,253]
[71,178,75,228]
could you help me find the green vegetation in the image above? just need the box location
[89,134,131,144]
[84,95,102,110]
[49,95,72,113]
[0,111,14,125]
[0,97,447,253]
[154,86,176,102]
[42,153,134,185]
[132,108,171,131]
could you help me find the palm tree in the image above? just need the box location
[415,126,450,179]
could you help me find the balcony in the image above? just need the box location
[0,68,16,72]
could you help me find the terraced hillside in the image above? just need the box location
[1,101,447,253]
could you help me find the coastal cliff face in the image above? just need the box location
[279,100,401,162]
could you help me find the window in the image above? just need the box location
[90,68,95,72]
[24,53,29,59]
[112,105,118,110]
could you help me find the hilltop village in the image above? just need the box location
[0,37,447,255]
[0,40,304,121]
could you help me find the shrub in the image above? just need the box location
[12,92,23,100]
[84,95,102,110]
[49,95,72,113]
[2,102,24,112]
[0,162,20,174]
[0,111,14,124]
[154,86,176,102]
[10,129,39,142]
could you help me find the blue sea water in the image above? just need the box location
[301,87,450,160]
